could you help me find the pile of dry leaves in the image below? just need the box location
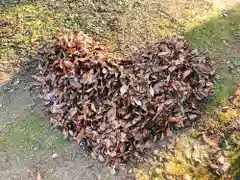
[34,31,215,167]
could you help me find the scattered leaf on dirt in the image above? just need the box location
[36,172,42,180]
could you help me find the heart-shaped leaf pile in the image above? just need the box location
[35,31,215,168]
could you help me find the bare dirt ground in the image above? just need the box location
[0,0,239,179]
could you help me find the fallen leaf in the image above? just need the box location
[166,127,172,137]
[36,172,42,180]
[68,107,77,119]
[168,66,177,72]
[87,69,93,84]
[63,60,74,68]
[69,79,81,88]
[168,116,184,123]
[90,103,97,113]
[149,86,154,97]
[188,114,198,120]
[83,103,89,120]
[120,84,128,96]
[107,103,117,121]
[183,69,192,79]
[98,154,105,162]
[97,175,103,180]
[158,51,169,56]
[134,99,142,106]
[76,129,85,144]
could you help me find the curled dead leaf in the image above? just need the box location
[107,103,117,122]
[36,172,42,180]
[120,84,128,96]
[87,69,93,84]
[149,86,154,97]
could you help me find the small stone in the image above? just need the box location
[110,168,116,175]
[90,151,97,159]
[52,153,58,159]
[209,164,219,171]
[221,162,230,172]
[0,104,3,108]
[221,106,229,112]
[68,136,76,142]
[167,143,174,149]
[153,149,159,155]
[184,174,191,180]
[217,156,225,165]
[98,154,105,162]
[13,79,20,86]
[128,168,133,174]
[221,11,230,18]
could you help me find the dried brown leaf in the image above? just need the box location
[36,172,42,180]
[87,69,93,84]
[120,84,128,96]
[63,60,74,68]
[68,107,77,119]
[149,86,154,97]
[166,127,172,137]
[168,116,184,123]
[168,66,177,72]
[107,103,117,122]
[69,79,81,89]
[90,103,97,113]
[183,69,192,79]
[188,114,198,120]
[83,103,89,120]
[76,129,85,144]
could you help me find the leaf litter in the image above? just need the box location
[34,31,215,168]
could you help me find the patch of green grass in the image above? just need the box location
[0,114,66,153]
[212,82,236,105]
[0,4,65,45]
[187,7,240,53]
[186,6,240,106]
[0,3,66,70]
[228,131,240,176]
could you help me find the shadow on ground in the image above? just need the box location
[0,1,240,180]
[187,5,240,106]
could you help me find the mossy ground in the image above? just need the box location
[0,0,240,179]
[0,113,66,162]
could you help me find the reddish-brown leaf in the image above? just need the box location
[107,103,117,122]
[87,69,93,84]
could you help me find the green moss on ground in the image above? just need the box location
[187,7,240,53]
[0,4,65,45]
[187,6,240,105]
[0,4,66,73]
[0,114,66,154]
